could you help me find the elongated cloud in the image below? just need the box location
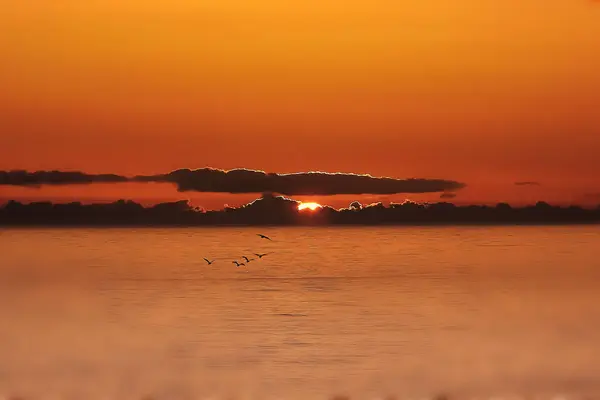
[515,181,541,186]
[0,168,465,195]
[0,170,128,186]
[439,192,457,199]
[135,168,465,195]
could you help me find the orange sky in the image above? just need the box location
[1,1,599,208]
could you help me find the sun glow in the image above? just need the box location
[298,202,323,211]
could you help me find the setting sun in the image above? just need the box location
[298,202,323,211]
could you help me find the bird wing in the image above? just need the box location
[203,258,209,263]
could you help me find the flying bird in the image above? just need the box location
[203,258,216,265]
[254,253,270,259]
[257,234,273,241]
[242,256,254,263]
[232,261,245,267]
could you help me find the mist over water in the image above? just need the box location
[1,227,600,399]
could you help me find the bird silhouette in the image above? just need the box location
[254,253,270,259]
[203,258,216,265]
[242,256,255,263]
[232,261,245,267]
[257,234,273,241]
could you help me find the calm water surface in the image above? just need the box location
[1,226,599,399]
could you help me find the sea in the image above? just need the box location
[1,226,599,400]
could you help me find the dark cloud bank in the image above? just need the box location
[134,168,465,195]
[1,194,599,226]
[0,170,127,186]
[0,169,464,195]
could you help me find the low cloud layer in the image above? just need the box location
[135,168,466,195]
[439,192,457,199]
[0,168,465,196]
[515,181,541,186]
[0,170,128,186]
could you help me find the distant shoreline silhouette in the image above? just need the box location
[1,194,599,226]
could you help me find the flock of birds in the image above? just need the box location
[202,233,274,267]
